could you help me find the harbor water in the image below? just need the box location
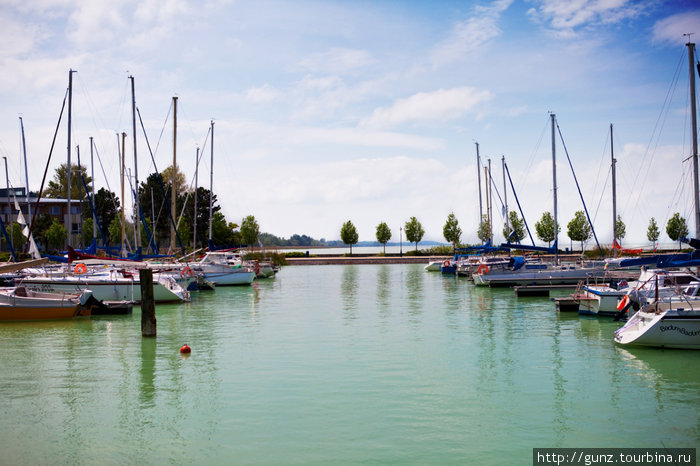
[1,264,699,464]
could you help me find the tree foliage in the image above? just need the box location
[666,212,688,250]
[45,219,67,251]
[477,214,490,243]
[442,212,461,246]
[240,215,260,247]
[615,215,626,243]
[375,222,392,253]
[567,211,591,251]
[340,220,359,254]
[502,211,525,243]
[646,217,660,247]
[404,216,424,251]
[45,163,92,199]
[535,211,558,247]
[211,211,240,246]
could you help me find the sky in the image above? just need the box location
[1,0,700,248]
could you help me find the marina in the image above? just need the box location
[1,263,698,464]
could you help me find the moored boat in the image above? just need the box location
[614,300,700,349]
[0,286,93,321]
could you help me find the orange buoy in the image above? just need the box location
[180,344,191,354]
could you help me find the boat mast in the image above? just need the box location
[120,132,126,258]
[194,147,199,250]
[551,113,559,265]
[90,137,96,240]
[487,158,493,244]
[66,69,75,249]
[502,155,509,241]
[130,76,141,250]
[19,117,30,220]
[209,120,214,242]
[170,96,178,254]
[687,40,700,239]
[611,123,617,256]
[475,142,483,243]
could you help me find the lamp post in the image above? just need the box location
[399,226,403,257]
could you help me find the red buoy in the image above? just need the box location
[180,344,191,354]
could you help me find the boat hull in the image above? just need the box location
[615,306,700,349]
[19,277,187,303]
[0,304,89,321]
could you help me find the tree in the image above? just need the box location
[404,216,424,252]
[442,212,461,247]
[567,211,591,252]
[666,212,688,250]
[477,214,490,244]
[82,217,93,246]
[375,222,392,254]
[32,213,54,251]
[88,188,120,242]
[240,215,260,247]
[161,164,188,197]
[535,211,559,247]
[211,211,240,246]
[45,219,67,252]
[502,211,525,243]
[615,215,626,245]
[108,217,123,245]
[340,220,359,254]
[45,163,92,199]
[647,217,660,249]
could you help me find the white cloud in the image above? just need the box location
[431,0,513,66]
[528,0,648,36]
[652,11,700,45]
[361,87,492,129]
[244,84,280,103]
[297,48,375,74]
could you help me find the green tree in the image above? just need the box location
[615,215,626,245]
[567,211,592,252]
[82,217,93,246]
[45,163,92,199]
[666,212,689,250]
[108,216,123,245]
[211,212,240,246]
[86,187,120,242]
[502,211,525,243]
[404,216,425,252]
[647,217,660,249]
[32,213,54,251]
[241,215,260,247]
[340,220,359,254]
[442,212,461,247]
[535,211,559,247]
[45,218,67,252]
[8,222,23,251]
[477,214,490,243]
[375,222,392,254]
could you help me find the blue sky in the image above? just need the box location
[1,0,699,247]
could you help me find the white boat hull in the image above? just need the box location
[615,304,700,349]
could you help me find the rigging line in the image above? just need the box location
[556,121,604,257]
[626,49,685,216]
[25,88,68,255]
[177,126,213,230]
[522,118,549,181]
[504,161,535,246]
[75,73,113,140]
[590,127,611,219]
[591,165,612,227]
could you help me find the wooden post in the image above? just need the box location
[140,268,156,337]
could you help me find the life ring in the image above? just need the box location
[477,264,490,275]
[180,266,194,278]
[616,295,630,311]
[74,263,87,275]
[442,260,451,268]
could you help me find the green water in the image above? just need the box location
[1,264,698,465]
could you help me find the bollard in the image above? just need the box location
[140,268,156,337]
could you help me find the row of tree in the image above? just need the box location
[337,210,692,253]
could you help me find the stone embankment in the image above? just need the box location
[286,255,448,265]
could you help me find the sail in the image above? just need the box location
[14,199,40,259]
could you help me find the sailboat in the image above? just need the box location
[614,41,700,349]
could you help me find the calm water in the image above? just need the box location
[1,264,699,465]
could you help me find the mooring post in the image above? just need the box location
[140,268,156,337]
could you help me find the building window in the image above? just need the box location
[49,206,60,216]
[71,206,81,214]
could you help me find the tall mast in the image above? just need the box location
[120,132,126,258]
[487,158,493,244]
[687,41,700,238]
[194,147,199,250]
[170,96,178,253]
[551,113,559,265]
[475,142,483,243]
[19,117,30,219]
[611,123,617,256]
[130,76,141,249]
[502,155,509,242]
[209,120,214,242]
[90,136,96,240]
[66,69,75,248]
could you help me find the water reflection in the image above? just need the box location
[375,265,392,320]
[341,265,359,322]
[140,337,156,407]
[405,267,423,322]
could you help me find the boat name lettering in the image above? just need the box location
[659,324,700,337]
